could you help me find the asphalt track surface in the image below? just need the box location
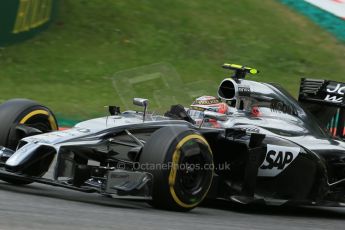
[0,179,345,230]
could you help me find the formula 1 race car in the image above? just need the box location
[0,64,345,211]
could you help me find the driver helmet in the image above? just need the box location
[188,96,229,127]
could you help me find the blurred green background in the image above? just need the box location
[0,0,344,122]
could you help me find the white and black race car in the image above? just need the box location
[0,64,344,211]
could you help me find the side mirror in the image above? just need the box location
[133,98,149,107]
[133,98,149,122]
[204,110,228,121]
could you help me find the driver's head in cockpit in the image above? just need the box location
[188,96,229,127]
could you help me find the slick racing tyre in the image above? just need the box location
[140,126,213,211]
[0,99,58,185]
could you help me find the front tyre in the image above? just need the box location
[0,99,58,184]
[140,126,213,211]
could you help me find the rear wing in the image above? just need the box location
[298,78,345,138]
[299,78,345,107]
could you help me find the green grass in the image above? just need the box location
[0,0,345,121]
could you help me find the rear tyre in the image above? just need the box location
[140,126,213,211]
[0,99,58,185]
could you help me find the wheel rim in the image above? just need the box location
[7,110,58,150]
[22,115,53,132]
[179,142,208,194]
[169,135,213,208]
[19,109,58,131]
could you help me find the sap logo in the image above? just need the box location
[327,83,345,95]
[258,144,300,177]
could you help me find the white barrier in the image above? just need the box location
[305,0,345,19]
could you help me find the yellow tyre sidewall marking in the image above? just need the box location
[19,109,58,131]
[168,134,213,209]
